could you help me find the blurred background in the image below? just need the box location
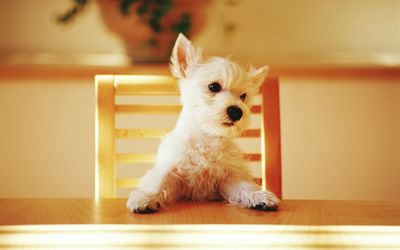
[0,0,399,199]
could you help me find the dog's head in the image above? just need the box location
[170,34,268,137]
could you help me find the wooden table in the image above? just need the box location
[1,199,400,249]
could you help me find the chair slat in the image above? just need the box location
[117,178,141,188]
[96,74,281,198]
[247,153,261,161]
[261,77,282,198]
[252,105,261,113]
[115,105,262,114]
[116,153,261,163]
[115,128,172,138]
[241,129,261,137]
[117,87,179,96]
[115,75,177,96]
[115,128,261,138]
[115,105,181,114]
[117,177,262,188]
[116,154,156,163]
[95,75,116,198]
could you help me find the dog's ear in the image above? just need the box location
[170,33,202,78]
[248,65,269,90]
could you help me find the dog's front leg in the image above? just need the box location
[127,134,183,214]
[220,178,280,211]
[127,165,182,213]
[126,166,167,213]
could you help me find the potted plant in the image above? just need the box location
[58,0,211,63]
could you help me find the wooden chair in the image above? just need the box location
[95,75,282,199]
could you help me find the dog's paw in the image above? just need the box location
[249,190,280,211]
[127,190,159,213]
[133,207,158,214]
[251,202,278,211]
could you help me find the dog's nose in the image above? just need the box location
[227,106,243,122]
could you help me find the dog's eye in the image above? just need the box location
[208,82,222,93]
[240,93,247,101]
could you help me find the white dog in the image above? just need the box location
[127,34,280,213]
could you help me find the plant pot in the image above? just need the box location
[97,0,211,63]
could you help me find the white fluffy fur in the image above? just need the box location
[127,34,279,213]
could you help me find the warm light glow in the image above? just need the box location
[94,75,177,200]
[260,108,267,192]
[115,75,175,85]
[94,77,100,201]
[1,224,400,249]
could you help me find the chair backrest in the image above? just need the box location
[95,75,282,199]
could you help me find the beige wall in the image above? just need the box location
[198,0,400,64]
[0,0,399,199]
[281,75,400,200]
[1,75,399,200]
[0,0,399,64]
[0,1,123,54]
[0,80,94,197]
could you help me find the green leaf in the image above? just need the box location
[172,12,191,35]
[74,0,87,6]
[120,0,136,15]
[137,3,149,16]
[157,1,172,17]
[149,15,161,33]
[56,0,88,24]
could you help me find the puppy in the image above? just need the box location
[127,34,280,213]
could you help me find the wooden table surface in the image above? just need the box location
[1,199,400,249]
[1,198,400,225]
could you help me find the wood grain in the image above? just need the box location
[95,76,116,198]
[114,75,178,95]
[1,223,400,250]
[0,199,399,225]
[1,64,399,81]
[115,128,261,138]
[261,78,282,198]
[115,153,262,164]
[117,178,141,188]
[1,199,400,249]
[115,104,182,114]
[115,104,262,114]
[97,75,274,198]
